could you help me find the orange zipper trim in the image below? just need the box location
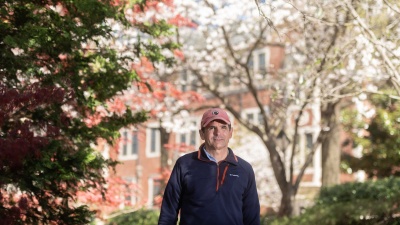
[216,164,230,191]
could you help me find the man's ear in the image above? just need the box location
[199,129,205,140]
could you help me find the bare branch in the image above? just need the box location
[343,0,400,95]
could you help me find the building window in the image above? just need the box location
[258,53,266,75]
[243,107,269,125]
[150,128,157,153]
[258,112,264,125]
[146,125,161,157]
[180,133,186,144]
[181,70,188,92]
[124,177,138,205]
[190,130,197,146]
[152,179,162,205]
[148,177,162,207]
[306,133,314,168]
[180,69,197,92]
[306,133,313,151]
[119,129,139,161]
[248,57,254,70]
[247,113,254,123]
[122,131,128,156]
[176,121,198,149]
[131,131,138,155]
[178,131,198,148]
[250,48,269,79]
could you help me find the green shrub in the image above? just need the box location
[106,209,159,225]
[268,177,400,225]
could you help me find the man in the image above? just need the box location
[158,108,260,225]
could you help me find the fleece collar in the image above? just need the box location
[197,143,238,166]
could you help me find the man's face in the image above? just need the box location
[199,120,233,151]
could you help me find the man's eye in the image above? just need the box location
[207,127,215,131]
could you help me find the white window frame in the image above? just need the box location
[118,128,139,161]
[123,177,138,206]
[147,176,162,207]
[175,119,200,148]
[298,129,318,171]
[252,48,270,77]
[146,123,161,158]
[242,107,269,125]
[179,68,198,92]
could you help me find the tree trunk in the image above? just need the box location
[266,139,296,217]
[160,126,170,169]
[159,125,171,192]
[321,101,341,187]
[278,186,294,217]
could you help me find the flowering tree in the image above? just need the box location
[173,0,400,217]
[0,0,179,224]
[73,1,203,219]
[255,0,400,188]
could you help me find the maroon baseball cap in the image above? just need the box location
[201,108,231,128]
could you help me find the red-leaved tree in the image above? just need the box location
[72,0,203,220]
[0,0,181,224]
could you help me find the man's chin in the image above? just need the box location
[211,145,227,150]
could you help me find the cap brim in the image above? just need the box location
[202,118,231,128]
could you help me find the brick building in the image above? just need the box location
[100,43,356,214]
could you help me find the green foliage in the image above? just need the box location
[268,177,400,225]
[341,90,400,178]
[106,209,160,225]
[0,0,176,224]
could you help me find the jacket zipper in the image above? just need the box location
[216,164,229,191]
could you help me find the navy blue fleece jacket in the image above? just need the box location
[158,144,260,225]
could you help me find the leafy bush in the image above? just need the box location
[106,209,160,225]
[268,177,400,225]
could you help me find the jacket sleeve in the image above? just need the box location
[158,160,183,225]
[242,166,261,225]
